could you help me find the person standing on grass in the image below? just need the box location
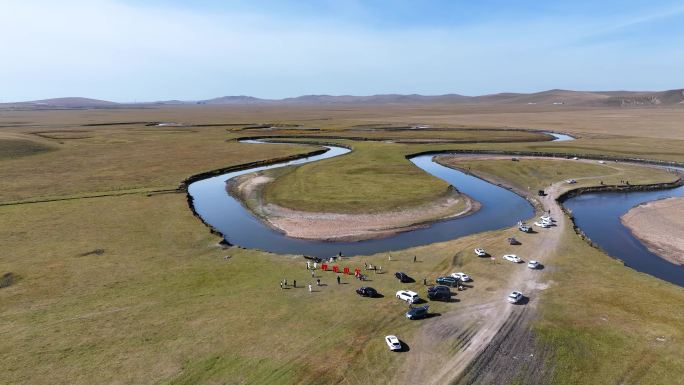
[306,261,310,270]
[280,281,283,290]
[293,280,296,288]
[308,284,312,293]
[423,277,427,286]
[317,278,321,286]
[284,278,287,286]
[337,275,341,284]
[311,270,315,278]
[413,255,417,263]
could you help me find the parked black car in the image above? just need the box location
[355,286,378,297]
[427,285,451,301]
[406,305,430,320]
[395,272,412,283]
[427,285,451,293]
[428,290,451,301]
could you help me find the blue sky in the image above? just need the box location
[1,0,683,102]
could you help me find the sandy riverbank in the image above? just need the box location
[621,197,684,265]
[227,171,480,241]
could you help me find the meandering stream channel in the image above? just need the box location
[188,141,533,257]
[187,132,683,286]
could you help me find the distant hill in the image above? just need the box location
[191,89,684,107]
[6,97,120,109]
[197,93,471,105]
[3,89,683,109]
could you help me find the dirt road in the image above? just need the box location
[395,157,572,385]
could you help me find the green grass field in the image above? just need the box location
[262,141,454,213]
[0,192,523,384]
[455,158,684,384]
[1,105,684,384]
[0,138,54,160]
[440,157,680,193]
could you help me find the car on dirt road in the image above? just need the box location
[527,260,540,269]
[406,305,430,320]
[474,248,487,256]
[396,290,420,303]
[534,221,550,228]
[507,291,524,304]
[450,272,471,282]
[518,223,531,233]
[385,335,402,351]
[435,276,459,287]
[503,254,523,263]
[394,272,412,283]
[356,286,378,297]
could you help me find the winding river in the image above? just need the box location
[187,131,684,286]
[188,141,533,257]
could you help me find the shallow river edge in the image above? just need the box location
[557,178,684,257]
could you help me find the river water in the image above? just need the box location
[188,134,683,286]
[188,142,533,257]
[563,186,684,287]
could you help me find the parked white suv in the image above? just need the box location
[396,290,420,304]
[450,272,471,282]
[508,291,524,303]
[503,254,522,263]
[474,248,487,257]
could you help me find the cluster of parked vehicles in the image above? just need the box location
[378,212,551,351]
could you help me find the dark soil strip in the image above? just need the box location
[82,122,151,126]
[454,307,555,385]
[0,189,181,207]
[235,133,555,144]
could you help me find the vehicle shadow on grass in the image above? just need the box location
[424,313,442,319]
[397,341,411,352]
[514,296,530,305]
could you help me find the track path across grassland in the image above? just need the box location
[395,157,572,385]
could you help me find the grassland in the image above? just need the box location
[0,192,526,384]
[0,138,54,160]
[536,226,684,385]
[0,129,312,202]
[1,104,684,384]
[438,157,681,194]
[262,141,453,213]
[445,156,684,384]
